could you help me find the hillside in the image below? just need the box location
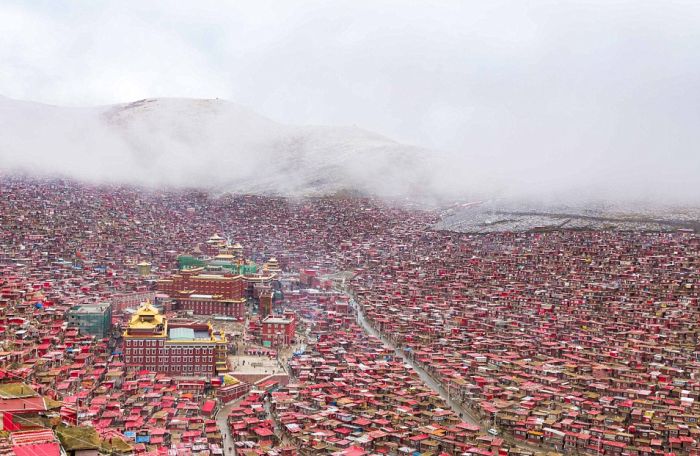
[0,96,436,197]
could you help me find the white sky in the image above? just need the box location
[2,1,699,202]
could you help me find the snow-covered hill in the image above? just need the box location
[0,96,438,197]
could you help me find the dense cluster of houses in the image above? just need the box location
[347,231,699,456]
[222,289,525,456]
[0,176,697,456]
[280,292,517,455]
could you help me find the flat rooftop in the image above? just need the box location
[69,303,111,313]
[263,316,293,324]
[168,327,211,341]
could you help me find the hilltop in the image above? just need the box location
[0,96,436,198]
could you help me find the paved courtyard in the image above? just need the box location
[228,354,284,375]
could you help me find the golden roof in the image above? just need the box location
[127,301,165,330]
[223,374,240,386]
[128,319,164,330]
[264,257,281,271]
[136,300,159,315]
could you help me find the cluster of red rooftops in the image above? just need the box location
[0,175,697,456]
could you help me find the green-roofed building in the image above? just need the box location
[67,303,112,338]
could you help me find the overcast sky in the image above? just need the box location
[2,1,699,202]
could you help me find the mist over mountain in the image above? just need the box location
[0,96,438,198]
[1,95,698,206]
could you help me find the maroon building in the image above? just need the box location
[123,302,228,376]
[259,290,273,318]
[261,311,296,348]
[156,268,246,318]
[176,295,245,319]
[157,268,245,300]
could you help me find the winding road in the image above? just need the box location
[351,297,546,455]
[215,291,546,455]
[216,395,243,455]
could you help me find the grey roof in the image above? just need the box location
[169,327,195,340]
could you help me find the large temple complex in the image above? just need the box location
[156,234,281,319]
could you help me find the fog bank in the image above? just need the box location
[1,1,700,204]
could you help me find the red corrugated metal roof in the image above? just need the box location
[13,443,61,456]
[201,400,216,413]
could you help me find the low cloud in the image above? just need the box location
[1,1,698,204]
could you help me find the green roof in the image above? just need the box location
[0,383,38,399]
[57,425,101,451]
[177,255,258,274]
[178,256,205,268]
